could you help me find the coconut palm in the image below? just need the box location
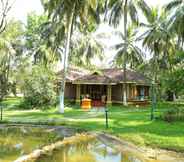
[165,0,184,49]
[108,0,150,105]
[42,0,102,113]
[71,30,104,67]
[141,8,175,119]
[112,25,144,70]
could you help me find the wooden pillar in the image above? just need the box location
[76,84,81,105]
[107,85,112,106]
[133,85,137,100]
[127,84,130,101]
[130,84,133,99]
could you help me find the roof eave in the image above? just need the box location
[72,81,117,85]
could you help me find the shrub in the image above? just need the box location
[162,107,184,122]
[20,65,56,109]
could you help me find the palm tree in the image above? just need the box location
[112,25,144,70]
[108,0,150,105]
[42,0,101,113]
[71,30,104,67]
[141,8,175,120]
[165,0,184,49]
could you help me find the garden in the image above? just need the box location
[0,0,184,162]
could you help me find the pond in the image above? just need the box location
[0,126,63,162]
[34,139,149,162]
[0,126,171,162]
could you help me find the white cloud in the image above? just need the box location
[145,0,171,7]
[8,0,43,23]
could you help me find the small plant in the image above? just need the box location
[162,107,184,122]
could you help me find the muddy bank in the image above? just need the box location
[96,133,184,162]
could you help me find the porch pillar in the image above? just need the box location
[107,85,112,106]
[133,85,137,100]
[76,84,81,105]
[127,84,130,101]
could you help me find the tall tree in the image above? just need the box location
[141,8,175,119]
[71,29,104,67]
[42,0,102,113]
[108,0,150,105]
[25,12,60,65]
[112,25,144,69]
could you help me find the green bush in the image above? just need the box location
[20,65,56,109]
[162,107,184,122]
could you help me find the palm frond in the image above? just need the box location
[165,0,182,11]
[137,0,152,22]
[109,0,123,27]
[128,0,138,24]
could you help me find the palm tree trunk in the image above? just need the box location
[151,78,156,120]
[151,55,157,120]
[59,4,75,113]
[123,0,128,106]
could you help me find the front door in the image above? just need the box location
[81,85,107,107]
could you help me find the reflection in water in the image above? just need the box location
[36,140,144,162]
[0,127,62,162]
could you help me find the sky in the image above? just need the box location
[9,0,44,23]
[9,0,171,23]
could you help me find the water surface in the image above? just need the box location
[0,126,62,162]
[36,139,146,162]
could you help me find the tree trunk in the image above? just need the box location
[173,92,176,101]
[151,81,156,120]
[123,0,128,106]
[151,54,157,120]
[59,4,75,113]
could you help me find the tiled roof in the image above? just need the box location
[58,67,150,85]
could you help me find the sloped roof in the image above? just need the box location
[73,72,116,85]
[57,67,89,82]
[58,67,150,85]
[102,68,150,85]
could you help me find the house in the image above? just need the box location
[58,67,151,106]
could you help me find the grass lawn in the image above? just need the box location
[1,97,184,152]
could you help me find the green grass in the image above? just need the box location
[1,98,184,152]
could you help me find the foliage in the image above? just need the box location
[112,25,144,69]
[165,0,184,48]
[20,65,56,109]
[71,30,104,67]
[161,68,184,98]
[108,0,150,27]
[162,107,184,122]
[25,12,60,65]
[0,20,23,101]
